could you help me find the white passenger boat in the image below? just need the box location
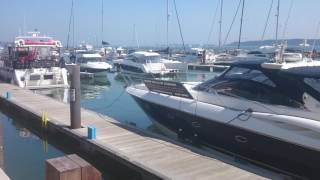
[0,31,68,89]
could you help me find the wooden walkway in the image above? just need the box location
[0,83,278,180]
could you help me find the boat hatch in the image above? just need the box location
[144,79,193,99]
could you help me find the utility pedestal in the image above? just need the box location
[70,65,81,129]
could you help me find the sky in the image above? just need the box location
[0,0,320,47]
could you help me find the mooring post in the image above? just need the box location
[46,154,101,180]
[202,50,206,64]
[70,65,81,129]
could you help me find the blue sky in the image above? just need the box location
[0,0,319,46]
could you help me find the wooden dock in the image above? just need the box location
[0,83,280,180]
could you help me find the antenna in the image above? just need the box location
[133,24,140,49]
[23,15,27,35]
[218,0,223,48]
[237,0,245,49]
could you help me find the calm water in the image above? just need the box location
[0,112,65,180]
[35,72,218,131]
[1,71,286,180]
[0,102,143,180]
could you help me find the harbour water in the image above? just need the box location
[0,112,64,180]
[0,71,221,180]
[35,72,218,131]
[1,70,306,179]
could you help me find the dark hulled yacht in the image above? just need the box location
[127,58,320,179]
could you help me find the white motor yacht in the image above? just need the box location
[127,57,320,179]
[113,51,182,76]
[67,50,112,77]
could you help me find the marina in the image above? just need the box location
[0,82,278,180]
[0,0,320,179]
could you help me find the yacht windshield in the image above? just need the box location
[305,78,320,92]
[196,66,275,90]
[128,55,161,63]
[222,67,275,87]
[145,56,161,63]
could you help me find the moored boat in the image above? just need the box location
[66,50,112,77]
[113,51,184,76]
[127,57,320,179]
[0,31,68,89]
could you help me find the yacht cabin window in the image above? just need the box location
[211,79,301,108]
[198,66,302,108]
[128,55,161,63]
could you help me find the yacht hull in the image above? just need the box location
[131,95,320,179]
[0,67,68,89]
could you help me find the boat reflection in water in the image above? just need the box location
[81,76,111,99]
[33,88,69,103]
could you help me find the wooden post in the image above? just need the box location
[67,154,101,180]
[46,156,81,180]
[70,65,81,129]
[46,154,101,180]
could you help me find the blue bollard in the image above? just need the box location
[5,92,11,100]
[88,126,96,140]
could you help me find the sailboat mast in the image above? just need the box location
[166,0,169,50]
[102,0,104,47]
[173,0,186,53]
[72,0,75,49]
[238,0,245,49]
[218,0,223,48]
[261,0,274,41]
[66,0,74,49]
[275,0,280,44]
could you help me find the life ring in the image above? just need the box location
[16,39,25,47]
[55,41,62,47]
